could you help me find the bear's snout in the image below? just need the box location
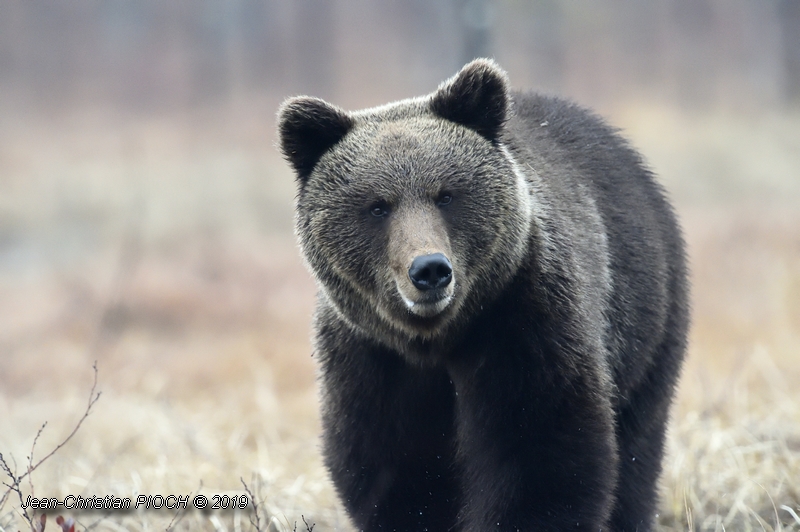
[387,206,456,320]
[408,253,453,291]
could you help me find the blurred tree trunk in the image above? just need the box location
[457,0,493,65]
[670,0,717,109]
[779,0,800,106]
[293,0,337,100]
[528,0,564,91]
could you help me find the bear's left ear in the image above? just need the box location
[277,96,354,182]
[430,58,509,142]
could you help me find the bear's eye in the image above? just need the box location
[369,202,390,218]
[436,193,453,207]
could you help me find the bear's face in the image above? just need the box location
[279,60,532,348]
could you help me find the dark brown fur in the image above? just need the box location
[277,59,689,532]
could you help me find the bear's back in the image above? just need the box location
[506,92,689,398]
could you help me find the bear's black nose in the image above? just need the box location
[408,253,453,291]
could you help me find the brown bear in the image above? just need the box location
[277,59,688,532]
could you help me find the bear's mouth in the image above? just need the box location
[399,291,453,318]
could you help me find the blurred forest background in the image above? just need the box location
[1,1,799,531]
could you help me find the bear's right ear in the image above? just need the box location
[277,97,354,182]
[430,58,509,142]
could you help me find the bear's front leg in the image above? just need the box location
[448,337,619,532]
[316,317,460,532]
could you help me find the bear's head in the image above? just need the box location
[278,59,533,358]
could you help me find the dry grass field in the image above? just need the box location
[0,102,798,531]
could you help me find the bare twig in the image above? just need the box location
[241,477,262,532]
[166,480,203,532]
[0,455,13,509]
[21,362,101,486]
[0,452,33,529]
[292,515,316,532]
[0,363,101,529]
[301,515,315,532]
[26,422,47,504]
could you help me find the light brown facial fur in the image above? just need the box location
[387,203,455,317]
